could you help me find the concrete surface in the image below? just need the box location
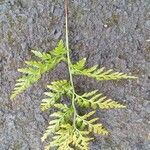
[0,0,150,149]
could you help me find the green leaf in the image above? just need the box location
[76,90,126,110]
[76,112,108,135]
[50,40,67,56]
[11,40,67,100]
[31,50,51,61]
[72,58,137,81]
[42,107,73,142]
[72,58,86,71]
[40,80,72,111]
[44,123,91,150]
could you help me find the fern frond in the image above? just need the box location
[11,40,67,99]
[10,6,137,149]
[48,124,74,150]
[76,90,126,109]
[31,50,52,61]
[76,111,108,135]
[32,40,67,60]
[72,129,92,150]
[72,58,137,81]
[50,40,67,57]
[47,80,72,94]
[40,80,72,111]
[42,106,73,142]
[45,124,91,150]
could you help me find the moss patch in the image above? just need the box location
[105,14,120,27]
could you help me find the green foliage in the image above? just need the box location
[41,80,72,111]
[41,104,73,142]
[76,111,108,135]
[72,58,137,81]
[11,39,137,150]
[11,40,66,99]
[76,90,126,109]
[44,124,92,150]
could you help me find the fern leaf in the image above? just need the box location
[43,124,73,149]
[40,80,72,111]
[72,58,137,81]
[72,58,86,71]
[47,80,72,94]
[18,68,38,75]
[42,106,73,142]
[50,40,67,56]
[44,144,51,150]
[11,41,67,99]
[81,90,98,97]
[25,60,44,68]
[72,129,92,150]
[45,124,91,150]
[76,112,108,135]
[98,99,126,109]
[76,90,126,109]
[31,50,52,61]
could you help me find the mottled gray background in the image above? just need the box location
[0,0,150,150]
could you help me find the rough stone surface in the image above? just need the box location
[0,0,150,150]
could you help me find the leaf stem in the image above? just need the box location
[64,0,77,128]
